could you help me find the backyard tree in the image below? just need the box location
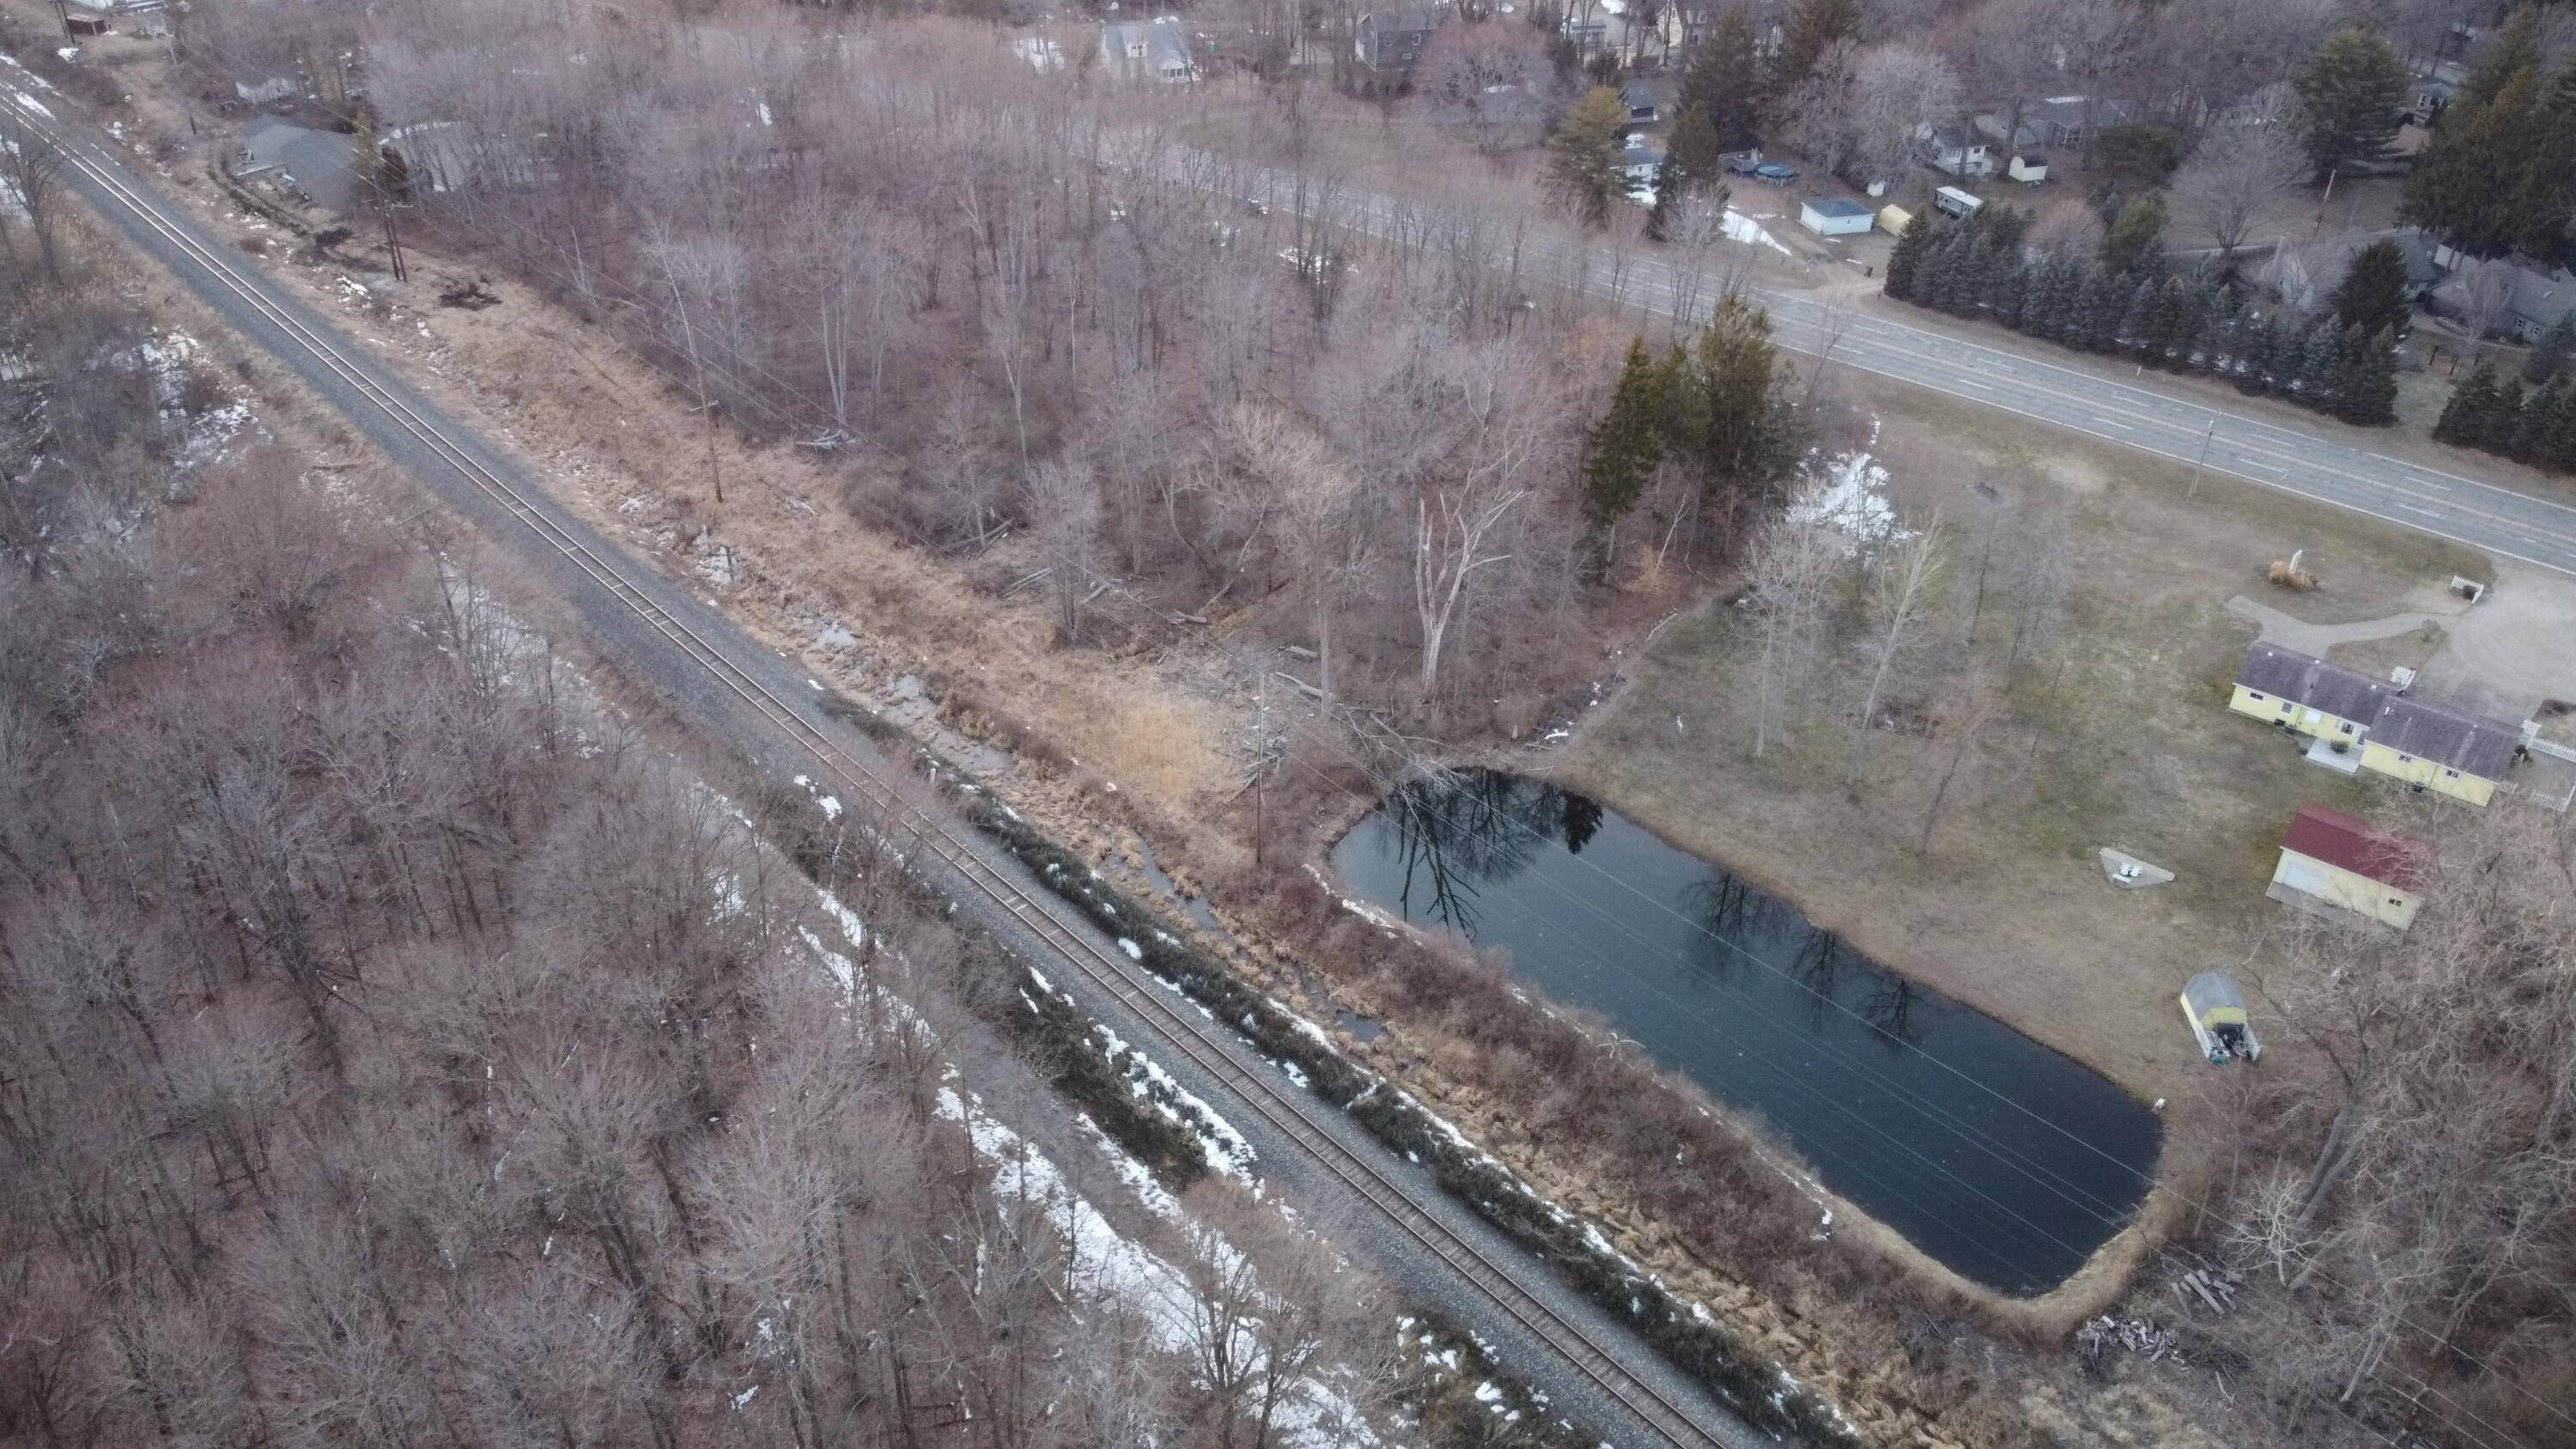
[1680,6,1763,152]
[2168,92,2308,259]
[2438,363,2506,445]
[1771,0,1862,105]
[2328,239,2413,342]
[2293,27,2407,178]
[1547,86,1631,229]
[2524,314,2576,386]
[2099,193,2167,276]
[2090,120,2184,191]
[1741,508,1844,758]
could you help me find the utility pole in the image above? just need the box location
[381,207,408,283]
[2187,418,2216,500]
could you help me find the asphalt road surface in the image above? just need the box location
[1213,157,2576,580]
[11,74,1777,1449]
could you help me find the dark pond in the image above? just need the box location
[1328,770,2163,1296]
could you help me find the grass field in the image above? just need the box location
[1557,378,2490,1103]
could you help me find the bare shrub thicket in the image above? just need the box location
[0,307,1410,1449]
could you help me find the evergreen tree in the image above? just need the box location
[2330,239,2415,342]
[1947,239,1992,318]
[2332,325,2398,425]
[1976,204,2032,253]
[2146,277,2195,367]
[1680,9,1764,153]
[1995,259,2033,332]
[2238,314,2281,395]
[2294,320,2345,405]
[2516,63,2576,257]
[2506,379,2560,460]
[2036,257,2087,345]
[2436,363,2503,446]
[2403,67,2546,255]
[1547,87,1631,229]
[1581,338,1666,557]
[2100,194,2166,277]
[1647,102,1726,242]
[2488,378,2530,452]
[2524,313,2576,387]
[1884,211,1932,302]
[2296,28,2409,178]
[1687,292,1789,504]
[2117,277,2156,357]
[2536,378,2576,471]
[1771,0,1861,101]
[2074,269,2125,351]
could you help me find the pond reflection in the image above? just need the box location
[1331,769,2162,1296]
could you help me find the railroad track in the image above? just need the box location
[12,93,1749,1449]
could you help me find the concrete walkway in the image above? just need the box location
[2223,595,2449,658]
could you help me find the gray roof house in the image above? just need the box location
[2428,256,2576,343]
[2368,697,2520,782]
[2234,642,2397,731]
[1620,82,1660,124]
[1978,96,2134,151]
[233,65,301,107]
[1099,19,1196,82]
[1355,8,1439,75]
[239,115,355,212]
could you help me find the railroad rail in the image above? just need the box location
[10,91,1750,1449]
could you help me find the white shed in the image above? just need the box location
[1799,198,1873,237]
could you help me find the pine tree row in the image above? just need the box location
[2433,362,2576,473]
[1883,218,2399,427]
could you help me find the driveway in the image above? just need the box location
[2416,561,2576,719]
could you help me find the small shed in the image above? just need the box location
[2179,971,2260,1063]
[2269,804,2428,931]
[64,12,110,37]
[1619,82,1660,125]
[1876,203,1915,235]
[2008,152,2048,183]
[1800,198,1872,236]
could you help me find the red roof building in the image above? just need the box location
[2272,806,2433,931]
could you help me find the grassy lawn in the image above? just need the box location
[1556,379,2490,1102]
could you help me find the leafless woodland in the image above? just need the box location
[0,272,1418,1449]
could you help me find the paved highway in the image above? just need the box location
[1213,157,2576,580]
[8,65,1777,1449]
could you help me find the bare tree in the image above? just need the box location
[2452,258,2518,356]
[0,113,67,280]
[1849,43,1965,192]
[1026,455,1106,644]
[1845,511,1947,787]
[1777,40,1865,180]
[1226,405,1364,710]
[1740,508,1844,758]
[2169,89,2307,259]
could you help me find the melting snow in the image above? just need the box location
[1787,451,1913,554]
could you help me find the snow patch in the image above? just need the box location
[1787,449,1913,554]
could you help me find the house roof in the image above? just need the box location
[2235,642,2395,724]
[2281,804,2430,892]
[1359,6,1440,32]
[1100,19,1193,74]
[1805,198,1870,218]
[2368,695,2519,780]
[240,116,355,212]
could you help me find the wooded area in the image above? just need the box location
[0,247,1425,1449]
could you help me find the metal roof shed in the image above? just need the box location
[2180,971,2261,1063]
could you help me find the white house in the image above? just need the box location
[1800,198,1873,236]
[1923,125,1992,178]
[1099,19,1195,82]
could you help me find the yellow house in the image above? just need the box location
[2268,804,2429,931]
[2357,697,2517,807]
[2227,642,2393,743]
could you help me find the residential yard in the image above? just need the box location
[1557,378,2491,1105]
